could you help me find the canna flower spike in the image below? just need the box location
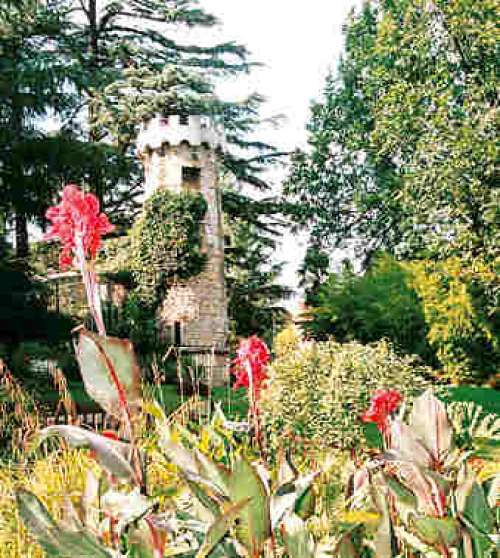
[232,335,270,400]
[361,389,403,434]
[45,184,114,336]
[45,184,114,269]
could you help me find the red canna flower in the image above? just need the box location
[361,389,403,434]
[232,335,270,400]
[45,184,114,269]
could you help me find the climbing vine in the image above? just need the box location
[129,189,207,303]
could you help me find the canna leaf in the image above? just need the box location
[81,468,100,531]
[16,489,61,555]
[410,390,452,465]
[412,517,461,547]
[101,488,154,535]
[158,426,199,476]
[271,472,318,529]
[196,497,251,558]
[463,482,494,533]
[75,329,141,419]
[389,420,432,467]
[16,489,112,557]
[335,532,360,558]
[373,492,397,558]
[39,425,136,482]
[193,449,231,496]
[227,457,271,556]
[383,474,418,508]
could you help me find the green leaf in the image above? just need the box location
[464,483,494,533]
[16,489,61,555]
[194,449,231,496]
[281,513,315,558]
[16,490,112,557]
[412,517,461,547]
[227,457,271,556]
[75,329,141,418]
[271,472,317,529]
[196,497,251,558]
[384,474,418,508]
[462,482,495,556]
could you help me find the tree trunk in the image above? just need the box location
[87,0,102,201]
[15,212,29,258]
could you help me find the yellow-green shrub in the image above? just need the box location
[407,257,498,385]
[260,339,433,450]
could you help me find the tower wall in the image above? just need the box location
[137,115,228,384]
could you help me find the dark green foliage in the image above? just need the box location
[0,259,74,345]
[298,244,330,303]
[130,189,207,303]
[0,0,84,254]
[225,221,291,347]
[307,254,436,365]
[1,0,287,255]
[103,294,161,369]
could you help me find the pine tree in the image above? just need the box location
[225,220,292,346]
[0,0,81,255]
[59,0,280,215]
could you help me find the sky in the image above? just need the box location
[201,0,362,310]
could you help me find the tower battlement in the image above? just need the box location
[137,114,225,154]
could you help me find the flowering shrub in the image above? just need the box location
[260,338,433,450]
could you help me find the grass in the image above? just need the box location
[444,385,500,415]
[38,379,498,421]
[39,380,250,420]
[150,384,249,420]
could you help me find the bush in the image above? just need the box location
[260,338,434,450]
[307,253,498,385]
[408,257,499,385]
[307,254,436,364]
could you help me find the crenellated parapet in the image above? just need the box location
[136,114,226,154]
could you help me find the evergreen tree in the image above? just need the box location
[225,220,291,347]
[59,0,281,216]
[0,0,81,255]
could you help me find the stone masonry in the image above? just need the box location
[136,115,229,384]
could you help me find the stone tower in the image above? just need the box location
[136,114,228,385]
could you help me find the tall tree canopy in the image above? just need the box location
[0,0,83,255]
[1,0,287,252]
[286,0,498,268]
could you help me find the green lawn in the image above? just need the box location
[149,384,249,420]
[43,381,250,420]
[444,385,500,415]
[41,381,498,421]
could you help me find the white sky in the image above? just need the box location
[202,0,361,310]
